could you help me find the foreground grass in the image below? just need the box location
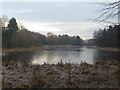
[2,60,119,88]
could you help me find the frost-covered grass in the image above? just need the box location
[2,60,119,88]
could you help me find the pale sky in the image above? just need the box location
[0,0,118,2]
[1,0,118,39]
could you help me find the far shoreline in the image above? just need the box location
[2,45,119,53]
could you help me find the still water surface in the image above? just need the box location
[2,47,118,65]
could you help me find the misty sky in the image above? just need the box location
[1,0,117,39]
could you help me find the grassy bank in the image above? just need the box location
[2,47,45,53]
[2,45,119,53]
[2,45,75,52]
[85,46,119,52]
[2,60,119,88]
[96,47,119,52]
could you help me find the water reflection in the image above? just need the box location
[32,50,59,64]
[79,47,97,64]
[94,49,119,62]
[2,51,34,65]
[2,47,119,65]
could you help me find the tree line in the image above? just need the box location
[93,25,119,48]
[1,17,84,49]
[1,16,119,49]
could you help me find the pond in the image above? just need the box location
[2,47,119,65]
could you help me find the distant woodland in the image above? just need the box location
[86,25,119,48]
[0,17,119,49]
[93,25,119,48]
[1,17,84,49]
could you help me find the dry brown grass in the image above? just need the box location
[2,60,119,88]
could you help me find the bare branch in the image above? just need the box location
[95,1,119,24]
[93,19,118,25]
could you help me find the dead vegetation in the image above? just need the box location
[2,60,119,88]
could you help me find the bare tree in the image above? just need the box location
[0,18,3,28]
[95,1,120,24]
[18,22,25,30]
[1,15,8,28]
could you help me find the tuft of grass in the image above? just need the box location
[29,66,46,88]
